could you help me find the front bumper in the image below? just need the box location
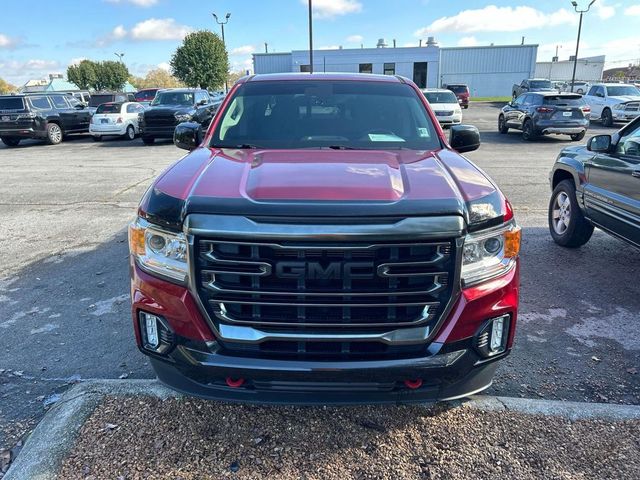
[435,114,462,126]
[612,109,640,122]
[141,125,178,138]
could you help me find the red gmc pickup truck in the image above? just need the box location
[129,73,521,404]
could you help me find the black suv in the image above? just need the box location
[88,92,132,115]
[549,116,640,248]
[499,93,590,141]
[0,93,91,147]
[140,88,220,145]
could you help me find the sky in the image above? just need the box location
[1,0,640,86]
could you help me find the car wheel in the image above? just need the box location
[92,135,102,142]
[577,88,584,94]
[601,108,614,127]
[142,136,155,145]
[498,115,509,134]
[548,180,594,248]
[45,123,63,145]
[1,137,21,147]
[522,119,536,141]
[125,125,135,141]
[570,131,585,141]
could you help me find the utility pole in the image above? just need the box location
[570,1,596,92]
[213,12,231,91]
[308,0,314,73]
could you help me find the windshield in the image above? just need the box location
[211,80,440,150]
[448,85,468,94]
[135,90,158,101]
[96,103,122,114]
[607,85,640,97]
[530,80,552,89]
[89,95,116,107]
[543,95,585,106]
[151,91,194,106]
[0,97,25,110]
[424,91,458,104]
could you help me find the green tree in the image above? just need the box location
[0,77,17,94]
[170,31,228,89]
[94,60,129,91]
[140,68,184,89]
[67,60,97,90]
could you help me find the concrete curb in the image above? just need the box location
[6,380,640,479]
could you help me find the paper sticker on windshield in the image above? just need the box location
[417,128,430,138]
[368,133,405,142]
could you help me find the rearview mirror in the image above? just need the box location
[174,122,202,151]
[450,125,480,153]
[587,134,612,152]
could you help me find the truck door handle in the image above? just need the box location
[632,171,640,178]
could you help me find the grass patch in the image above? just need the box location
[471,96,511,102]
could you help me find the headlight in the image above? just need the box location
[129,218,188,282]
[461,221,521,287]
[174,113,192,122]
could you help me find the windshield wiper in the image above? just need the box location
[215,144,264,149]
[326,145,359,150]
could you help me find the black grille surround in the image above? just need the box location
[191,229,461,359]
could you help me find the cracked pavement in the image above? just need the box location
[1,105,639,456]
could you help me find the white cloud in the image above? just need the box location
[303,0,362,19]
[625,5,640,15]
[95,25,128,47]
[105,0,158,6]
[457,36,479,47]
[346,34,363,44]
[69,57,87,66]
[415,6,576,35]
[594,0,615,19]
[231,45,256,55]
[157,62,171,71]
[0,33,22,49]
[0,59,61,85]
[130,18,193,41]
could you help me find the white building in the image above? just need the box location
[534,55,605,82]
[253,41,539,97]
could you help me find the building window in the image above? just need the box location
[359,63,373,74]
[300,64,311,72]
[383,63,395,75]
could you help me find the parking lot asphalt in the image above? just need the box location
[1,103,638,452]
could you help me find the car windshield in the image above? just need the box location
[543,95,584,106]
[211,80,441,150]
[607,85,640,97]
[152,92,194,106]
[0,97,25,110]
[424,91,458,104]
[448,85,468,94]
[135,90,157,101]
[89,95,115,107]
[530,80,552,89]
[96,103,122,114]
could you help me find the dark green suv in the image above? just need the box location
[548,116,640,248]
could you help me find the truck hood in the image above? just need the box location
[608,95,640,103]
[143,147,502,228]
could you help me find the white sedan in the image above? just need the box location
[90,101,145,141]
[422,88,463,127]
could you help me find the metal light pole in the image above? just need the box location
[569,0,596,92]
[308,0,314,73]
[114,52,125,63]
[213,12,231,91]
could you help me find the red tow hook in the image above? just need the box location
[404,379,423,390]
[225,377,245,388]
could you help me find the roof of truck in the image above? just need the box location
[241,73,405,84]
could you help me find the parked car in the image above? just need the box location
[88,92,130,115]
[89,102,145,141]
[134,88,160,107]
[512,78,555,99]
[498,92,590,141]
[0,92,91,146]
[422,88,462,126]
[65,91,91,105]
[548,115,640,248]
[140,88,220,145]
[130,73,521,405]
[564,81,590,94]
[444,83,470,109]
[582,83,640,126]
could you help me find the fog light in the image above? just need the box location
[138,311,174,355]
[474,314,510,358]
[490,316,505,351]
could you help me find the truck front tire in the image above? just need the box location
[142,136,155,145]
[1,137,20,147]
[548,180,594,248]
[601,108,613,127]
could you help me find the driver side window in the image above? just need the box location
[616,122,640,158]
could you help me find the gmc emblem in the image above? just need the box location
[275,261,375,280]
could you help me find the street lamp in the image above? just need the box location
[213,12,231,91]
[114,52,125,63]
[308,0,314,73]
[569,0,596,92]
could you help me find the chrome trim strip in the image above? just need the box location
[199,239,452,251]
[210,299,439,308]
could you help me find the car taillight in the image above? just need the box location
[581,106,591,113]
[536,106,554,113]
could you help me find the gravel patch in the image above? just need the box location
[59,396,640,479]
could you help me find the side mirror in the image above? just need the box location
[174,122,202,151]
[587,134,612,152]
[198,99,208,106]
[450,125,480,153]
[74,103,86,110]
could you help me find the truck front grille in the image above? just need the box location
[194,238,456,331]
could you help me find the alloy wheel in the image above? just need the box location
[552,191,571,235]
